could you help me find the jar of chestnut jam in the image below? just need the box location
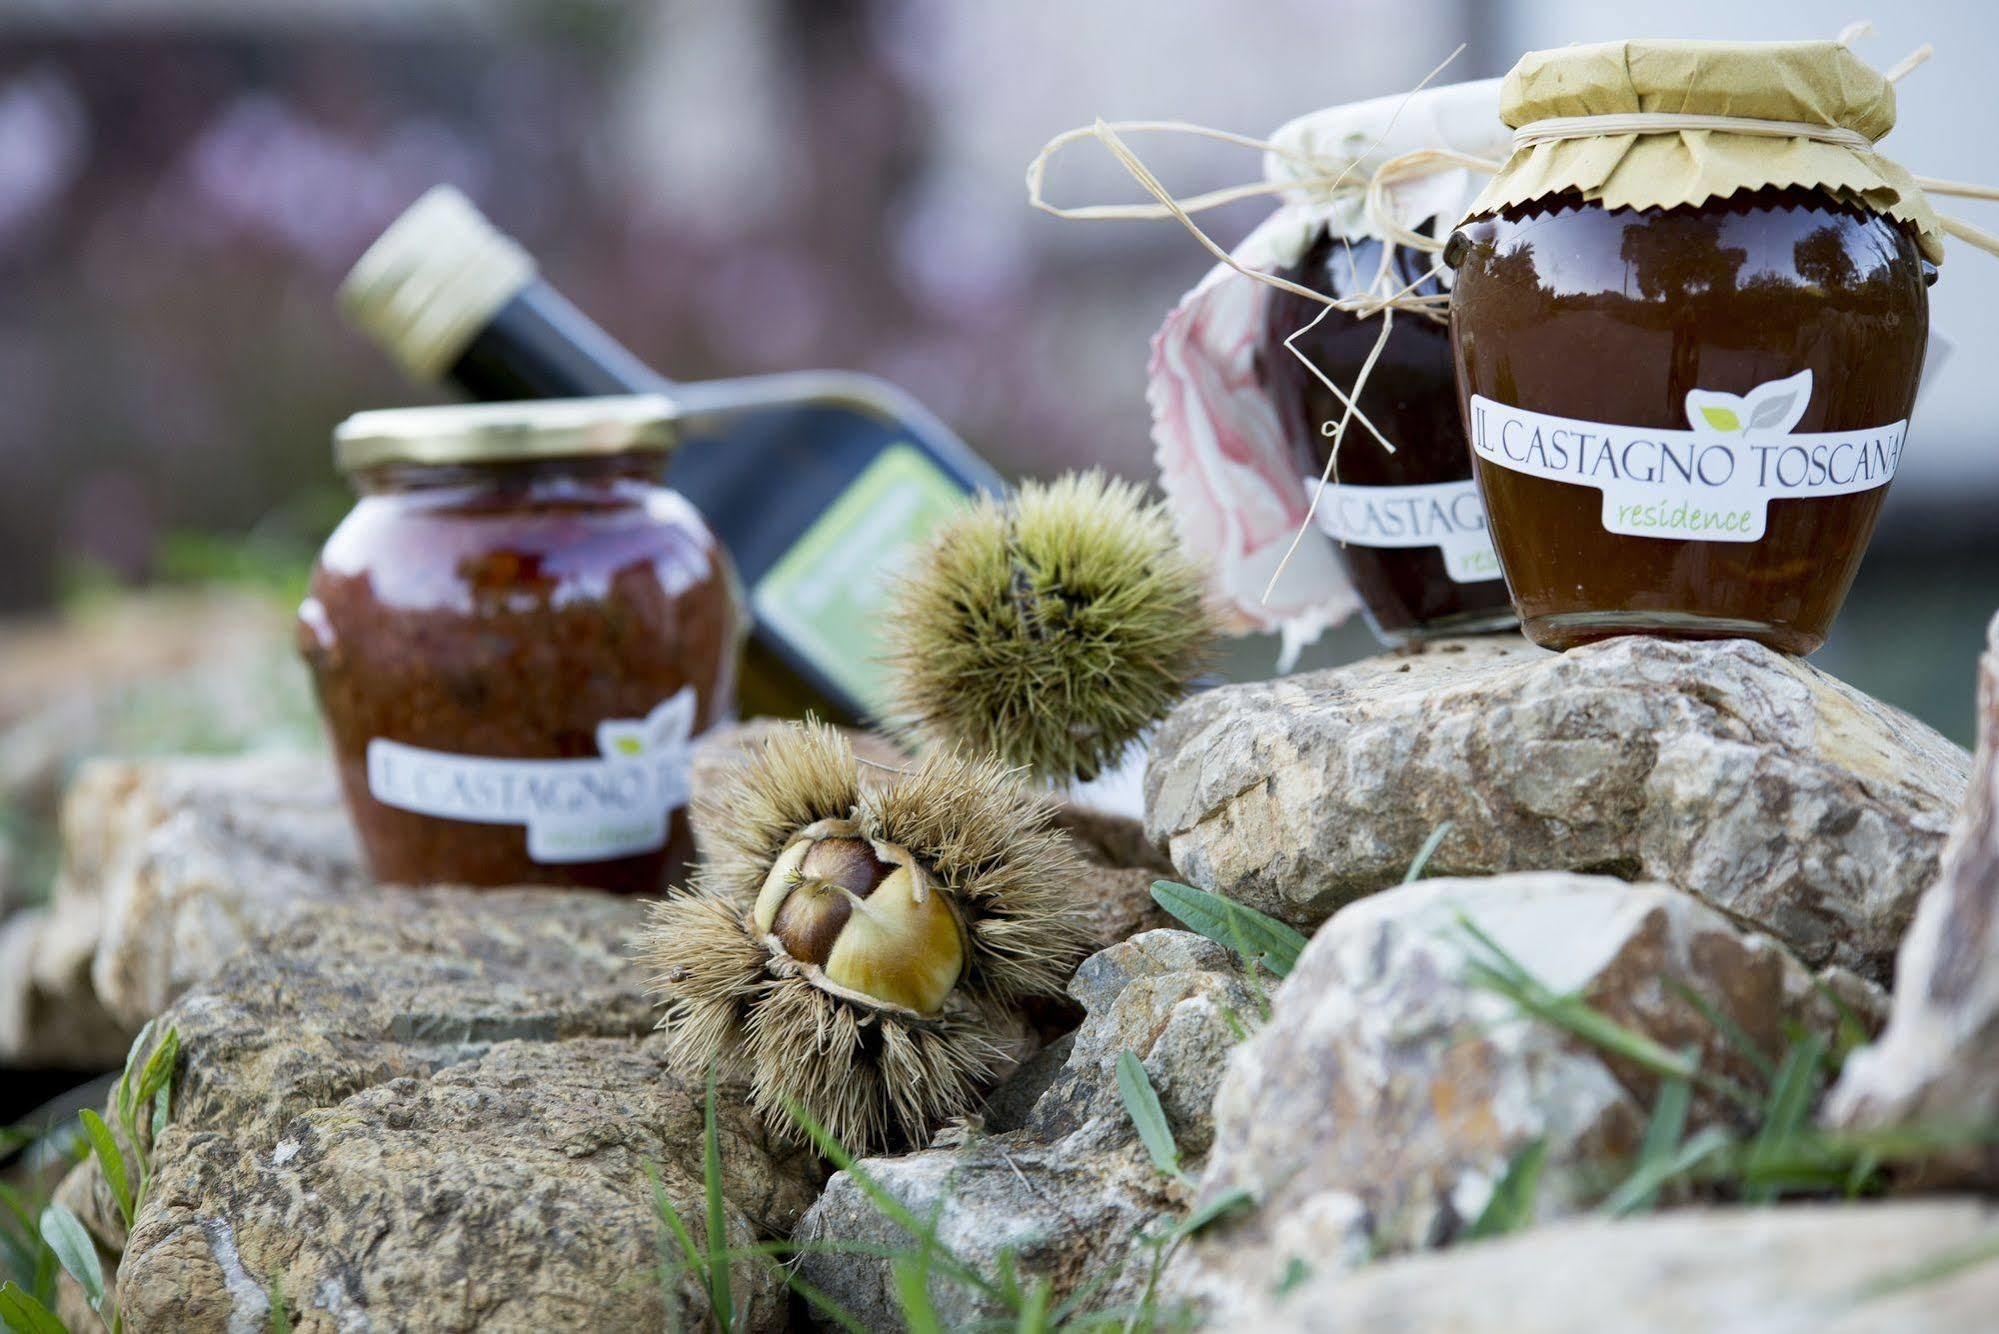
[1261,230,1516,644]
[300,395,740,893]
[1448,187,1929,655]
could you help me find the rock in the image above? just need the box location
[1829,612,1999,1178]
[1146,635,1968,978]
[1179,873,1854,1304]
[0,591,322,1068]
[1,753,367,1072]
[0,903,129,1068]
[65,885,822,1333]
[791,930,1252,1328]
[1227,1199,1999,1333]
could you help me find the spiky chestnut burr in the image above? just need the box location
[639,720,1093,1153]
[883,471,1217,783]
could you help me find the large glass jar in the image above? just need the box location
[299,395,740,894]
[1448,186,1930,655]
[1260,231,1515,644]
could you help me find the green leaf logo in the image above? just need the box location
[1699,406,1741,433]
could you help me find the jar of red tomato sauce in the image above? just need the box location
[299,395,740,893]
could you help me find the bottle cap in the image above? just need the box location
[339,186,538,380]
[333,394,679,473]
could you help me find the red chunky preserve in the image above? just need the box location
[299,397,740,893]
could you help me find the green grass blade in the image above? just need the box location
[0,1282,66,1334]
[781,1099,1000,1298]
[266,1273,293,1334]
[1403,821,1455,883]
[1455,914,1761,1109]
[38,1204,102,1312]
[1664,979,1776,1083]
[1150,881,1308,979]
[647,1161,699,1334]
[1600,1127,1736,1217]
[892,1255,944,1334]
[0,1229,33,1294]
[1464,1138,1545,1240]
[1853,1225,1999,1302]
[135,1029,180,1108]
[151,1085,171,1146]
[772,1262,867,1334]
[78,1111,133,1228]
[1115,1052,1181,1180]
[1744,1034,1827,1204]
[0,1183,39,1240]
[1608,1071,1692,1216]
[115,1021,155,1129]
[1172,1188,1255,1241]
[702,1069,734,1333]
[1015,1276,1052,1333]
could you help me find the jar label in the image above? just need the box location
[1469,372,1906,543]
[365,688,698,864]
[1303,476,1503,584]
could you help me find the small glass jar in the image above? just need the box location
[1260,230,1516,645]
[1448,187,1930,655]
[299,395,740,894]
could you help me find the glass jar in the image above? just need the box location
[1261,230,1515,644]
[1448,186,1930,655]
[299,395,740,894]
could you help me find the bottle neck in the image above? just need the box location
[446,280,672,401]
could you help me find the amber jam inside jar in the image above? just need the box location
[300,397,740,894]
[1260,230,1515,645]
[1448,186,1930,656]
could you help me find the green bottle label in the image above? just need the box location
[750,443,970,717]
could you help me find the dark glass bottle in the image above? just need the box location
[341,187,1004,724]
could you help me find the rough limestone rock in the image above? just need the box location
[1,754,355,1067]
[0,590,321,1067]
[1146,634,1969,977]
[792,931,1253,1328]
[64,886,822,1333]
[1830,612,1999,1178]
[1228,1200,1999,1333]
[1178,873,1859,1305]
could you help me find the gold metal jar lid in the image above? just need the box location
[333,394,680,473]
[339,185,536,381]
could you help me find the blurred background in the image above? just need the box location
[0,0,1993,941]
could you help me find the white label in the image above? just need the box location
[366,689,698,863]
[1305,476,1503,584]
[1469,371,1905,544]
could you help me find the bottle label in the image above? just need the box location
[366,688,698,863]
[1304,476,1503,584]
[1469,372,1906,543]
[751,444,969,716]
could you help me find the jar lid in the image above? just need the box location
[339,186,537,381]
[333,395,679,473]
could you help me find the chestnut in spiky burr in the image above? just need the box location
[883,471,1217,784]
[639,721,1093,1152]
